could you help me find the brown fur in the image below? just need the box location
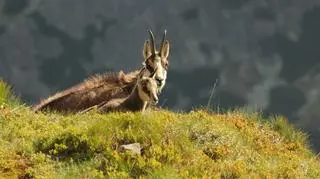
[32,69,144,113]
[97,88,148,113]
[95,73,158,113]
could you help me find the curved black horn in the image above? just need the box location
[159,29,167,54]
[148,30,156,54]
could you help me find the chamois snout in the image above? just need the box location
[150,94,159,105]
[147,79,159,105]
[154,67,167,93]
[155,78,163,87]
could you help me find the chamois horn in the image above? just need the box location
[159,29,167,54]
[148,30,156,54]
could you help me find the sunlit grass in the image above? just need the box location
[0,79,21,107]
[0,80,319,178]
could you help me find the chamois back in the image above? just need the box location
[32,70,141,113]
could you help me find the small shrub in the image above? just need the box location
[34,131,96,161]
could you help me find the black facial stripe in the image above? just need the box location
[147,54,155,60]
[142,84,151,97]
[146,63,154,73]
[145,54,159,73]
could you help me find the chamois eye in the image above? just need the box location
[163,61,168,70]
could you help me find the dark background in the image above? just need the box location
[0,0,320,152]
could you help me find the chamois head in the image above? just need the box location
[137,68,159,105]
[142,30,170,94]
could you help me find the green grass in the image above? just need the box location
[0,80,320,178]
[0,79,21,107]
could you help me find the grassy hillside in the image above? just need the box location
[0,80,319,178]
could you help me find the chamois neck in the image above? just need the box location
[121,86,146,111]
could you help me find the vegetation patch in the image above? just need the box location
[0,80,319,178]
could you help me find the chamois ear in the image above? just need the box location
[143,40,152,60]
[160,40,170,59]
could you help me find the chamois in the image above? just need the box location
[82,68,159,113]
[32,30,170,113]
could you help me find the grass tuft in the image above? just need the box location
[0,79,21,107]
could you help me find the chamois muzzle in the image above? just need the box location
[155,78,163,87]
[150,94,159,105]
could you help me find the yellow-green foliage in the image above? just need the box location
[0,79,21,107]
[0,82,320,178]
